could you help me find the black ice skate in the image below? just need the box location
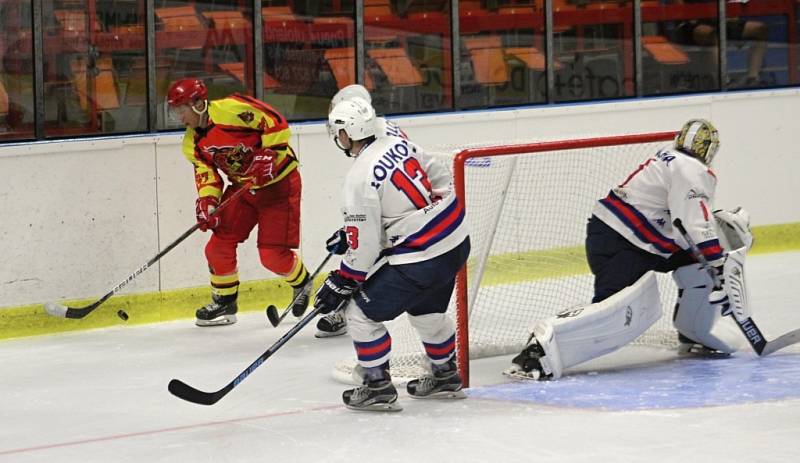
[407,359,466,399]
[315,310,348,338]
[290,276,312,317]
[195,293,238,327]
[677,333,731,358]
[503,339,553,380]
[342,379,402,412]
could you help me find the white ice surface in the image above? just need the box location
[1,252,799,462]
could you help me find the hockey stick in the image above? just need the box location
[673,218,800,356]
[43,184,252,320]
[265,251,334,327]
[169,304,325,405]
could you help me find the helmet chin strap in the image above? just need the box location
[192,99,208,116]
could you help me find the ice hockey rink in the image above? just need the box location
[2,252,799,463]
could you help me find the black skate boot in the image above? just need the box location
[290,274,312,317]
[503,338,553,380]
[677,332,731,358]
[407,358,466,399]
[315,310,348,338]
[195,293,238,327]
[342,366,402,412]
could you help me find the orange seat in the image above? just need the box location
[0,79,8,116]
[262,6,302,22]
[463,36,508,85]
[364,0,394,18]
[203,10,250,30]
[505,47,562,71]
[367,48,424,86]
[155,6,205,32]
[324,48,375,90]
[71,56,120,111]
[54,10,103,34]
[218,62,280,90]
[642,35,689,65]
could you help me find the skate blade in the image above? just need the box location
[195,314,237,327]
[677,344,731,359]
[314,328,348,338]
[409,389,467,400]
[346,402,403,412]
[502,366,542,381]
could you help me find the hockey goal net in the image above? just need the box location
[332,131,680,386]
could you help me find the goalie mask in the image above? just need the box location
[327,97,377,156]
[674,119,720,166]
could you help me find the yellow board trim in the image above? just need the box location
[1,223,798,341]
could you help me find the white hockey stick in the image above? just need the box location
[674,218,800,356]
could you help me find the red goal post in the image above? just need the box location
[451,132,677,387]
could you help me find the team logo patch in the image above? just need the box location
[237,111,255,123]
[625,306,633,326]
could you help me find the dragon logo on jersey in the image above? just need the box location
[237,111,255,123]
[207,143,251,173]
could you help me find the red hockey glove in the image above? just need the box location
[244,149,277,187]
[195,196,220,231]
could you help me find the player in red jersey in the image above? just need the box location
[167,78,310,326]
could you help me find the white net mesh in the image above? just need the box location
[333,136,680,385]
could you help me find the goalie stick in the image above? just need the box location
[43,184,252,320]
[673,218,800,356]
[265,251,334,327]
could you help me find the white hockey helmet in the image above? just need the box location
[674,119,720,166]
[329,84,372,113]
[327,97,377,155]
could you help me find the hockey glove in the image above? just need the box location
[325,229,349,255]
[244,148,277,187]
[314,271,358,314]
[708,265,731,316]
[195,196,220,231]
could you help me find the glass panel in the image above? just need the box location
[364,0,452,114]
[156,0,254,130]
[263,1,355,120]
[458,1,547,108]
[552,0,635,102]
[0,1,35,141]
[725,0,790,89]
[42,0,147,137]
[641,0,720,96]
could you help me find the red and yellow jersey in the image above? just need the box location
[181,94,298,199]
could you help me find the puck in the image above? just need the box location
[117,310,129,321]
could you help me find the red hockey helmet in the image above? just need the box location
[166,78,208,107]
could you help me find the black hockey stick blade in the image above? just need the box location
[266,251,335,328]
[168,379,232,406]
[169,306,323,405]
[760,327,800,356]
[265,305,281,327]
[43,184,252,321]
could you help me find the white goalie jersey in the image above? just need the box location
[338,136,469,282]
[592,148,725,265]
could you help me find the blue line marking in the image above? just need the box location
[468,353,800,410]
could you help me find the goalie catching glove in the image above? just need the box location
[314,271,358,314]
[195,196,220,231]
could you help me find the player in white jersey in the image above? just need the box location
[316,85,410,338]
[505,119,755,380]
[314,97,470,411]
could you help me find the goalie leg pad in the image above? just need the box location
[535,271,663,378]
[672,263,744,354]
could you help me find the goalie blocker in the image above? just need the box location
[505,207,755,380]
